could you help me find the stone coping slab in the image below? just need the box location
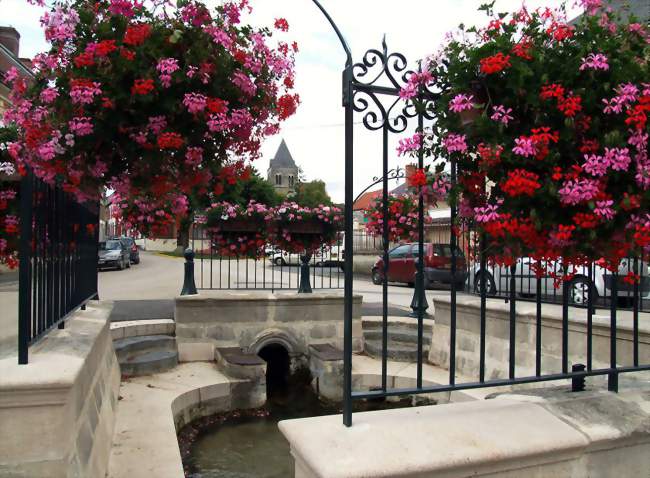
[0,301,114,405]
[309,344,343,361]
[176,290,362,305]
[280,385,650,478]
[217,346,265,366]
[432,291,650,335]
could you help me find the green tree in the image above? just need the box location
[221,170,282,207]
[291,180,332,208]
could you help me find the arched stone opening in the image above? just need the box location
[258,343,290,399]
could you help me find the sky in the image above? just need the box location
[1,0,582,202]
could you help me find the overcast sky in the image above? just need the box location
[1,0,581,202]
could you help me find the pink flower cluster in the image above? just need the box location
[443,133,467,153]
[579,53,609,71]
[156,58,180,88]
[68,117,94,136]
[183,93,207,114]
[512,136,536,157]
[449,94,474,113]
[397,133,422,157]
[558,178,600,205]
[70,80,102,105]
[399,71,433,100]
[232,71,256,97]
[603,83,638,113]
[491,105,514,125]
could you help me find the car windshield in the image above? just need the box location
[100,240,122,251]
[437,245,464,258]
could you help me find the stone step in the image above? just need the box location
[110,318,175,340]
[119,349,179,377]
[113,335,176,361]
[361,316,434,334]
[364,339,429,363]
[363,329,432,346]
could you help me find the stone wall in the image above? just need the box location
[174,291,363,361]
[430,294,650,381]
[280,386,650,477]
[0,301,119,478]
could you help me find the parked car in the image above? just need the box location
[471,257,650,306]
[98,240,130,270]
[111,236,140,264]
[371,243,468,288]
[270,248,326,266]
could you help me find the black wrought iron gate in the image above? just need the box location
[313,0,650,427]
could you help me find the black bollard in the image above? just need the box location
[298,252,313,293]
[181,248,198,296]
[571,363,586,392]
[409,256,429,317]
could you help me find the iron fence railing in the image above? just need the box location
[18,170,99,364]
[332,36,650,426]
[426,222,650,313]
[190,225,343,291]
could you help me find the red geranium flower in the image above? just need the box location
[408,168,427,188]
[479,53,511,74]
[131,78,155,95]
[502,169,541,197]
[123,24,151,46]
[274,18,289,32]
[157,132,184,149]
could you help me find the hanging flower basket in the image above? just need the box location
[364,194,432,243]
[204,201,272,258]
[274,203,343,254]
[401,1,650,277]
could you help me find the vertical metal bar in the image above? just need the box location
[416,99,425,389]
[342,64,354,427]
[476,232,480,382]
[633,257,639,367]
[535,262,542,376]
[587,263,593,371]
[449,156,457,386]
[509,263,516,379]
[18,171,34,364]
[381,121,389,392]
[562,266,569,374]
[608,271,618,392]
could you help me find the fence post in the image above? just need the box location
[18,170,33,364]
[298,252,313,293]
[181,248,198,296]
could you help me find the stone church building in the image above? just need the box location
[267,139,299,197]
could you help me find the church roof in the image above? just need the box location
[269,139,297,169]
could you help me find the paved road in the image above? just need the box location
[100,252,437,321]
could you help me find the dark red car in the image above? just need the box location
[371,243,467,289]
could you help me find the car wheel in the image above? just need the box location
[474,271,496,295]
[568,276,596,307]
[274,257,286,266]
[315,261,324,267]
[117,259,124,271]
[126,259,131,268]
[371,269,382,285]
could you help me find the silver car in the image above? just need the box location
[472,257,650,305]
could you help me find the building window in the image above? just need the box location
[275,174,282,185]
[288,175,295,187]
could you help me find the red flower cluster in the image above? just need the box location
[74,51,95,67]
[131,78,154,95]
[502,169,541,197]
[123,24,152,46]
[625,95,650,130]
[531,126,559,160]
[477,143,503,169]
[277,94,300,121]
[511,37,533,60]
[274,18,289,32]
[540,83,582,117]
[573,212,599,228]
[407,168,427,188]
[157,132,184,149]
[479,52,511,74]
[546,22,574,41]
[95,40,117,57]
